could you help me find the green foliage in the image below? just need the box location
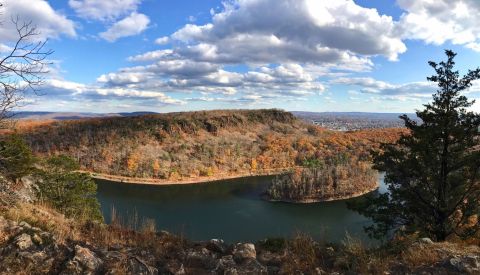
[0,134,36,182]
[302,158,324,168]
[350,50,480,241]
[37,155,103,222]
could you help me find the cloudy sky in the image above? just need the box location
[2,0,480,113]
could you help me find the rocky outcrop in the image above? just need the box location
[0,214,479,274]
[0,217,268,275]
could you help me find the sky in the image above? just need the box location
[1,0,480,113]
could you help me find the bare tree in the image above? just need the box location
[0,4,53,127]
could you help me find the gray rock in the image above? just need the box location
[207,238,229,254]
[63,245,103,274]
[19,221,32,230]
[227,259,267,275]
[233,243,256,263]
[448,255,480,274]
[174,264,186,275]
[257,251,282,266]
[15,233,33,250]
[214,255,237,273]
[419,237,434,244]
[127,256,158,275]
[185,247,217,269]
[32,233,43,245]
[0,216,8,231]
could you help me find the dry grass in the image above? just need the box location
[1,201,80,244]
[280,232,320,274]
[401,245,441,268]
[77,207,187,260]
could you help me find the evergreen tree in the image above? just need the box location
[0,134,36,182]
[350,50,480,241]
[37,155,103,222]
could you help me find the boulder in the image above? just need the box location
[447,255,480,274]
[0,216,8,231]
[214,255,237,273]
[18,221,32,230]
[14,233,33,250]
[419,237,434,245]
[226,259,267,275]
[127,256,158,275]
[63,245,103,274]
[233,243,256,263]
[185,247,217,269]
[207,238,229,254]
[257,250,282,266]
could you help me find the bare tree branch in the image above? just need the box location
[0,13,53,128]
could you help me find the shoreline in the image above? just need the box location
[88,169,380,203]
[264,182,380,203]
[86,168,298,186]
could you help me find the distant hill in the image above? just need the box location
[12,111,159,120]
[17,109,404,182]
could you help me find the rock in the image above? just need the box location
[214,255,237,273]
[257,251,282,266]
[326,246,335,255]
[14,233,33,250]
[185,247,217,269]
[174,264,186,275]
[63,245,103,274]
[207,238,229,254]
[32,233,43,245]
[226,259,267,275]
[19,221,32,230]
[233,243,256,263]
[447,255,480,274]
[419,237,434,244]
[0,216,8,231]
[127,256,158,275]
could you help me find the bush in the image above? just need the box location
[0,134,35,182]
[36,155,103,222]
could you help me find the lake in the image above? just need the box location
[96,173,386,243]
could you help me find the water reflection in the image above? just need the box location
[96,174,386,243]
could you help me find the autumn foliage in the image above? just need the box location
[15,109,405,181]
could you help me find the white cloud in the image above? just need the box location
[0,0,76,42]
[69,0,142,21]
[170,0,406,63]
[94,0,410,107]
[99,12,150,42]
[128,49,174,62]
[41,79,185,106]
[155,36,170,45]
[397,0,480,51]
[332,77,436,99]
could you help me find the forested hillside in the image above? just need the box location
[18,109,405,181]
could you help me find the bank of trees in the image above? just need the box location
[18,109,404,180]
[267,155,377,202]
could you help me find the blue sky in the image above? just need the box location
[1,0,480,113]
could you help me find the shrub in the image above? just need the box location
[36,155,103,222]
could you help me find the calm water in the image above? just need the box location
[96,173,386,243]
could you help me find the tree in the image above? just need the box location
[37,155,103,222]
[350,50,480,241]
[0,134,35,182]
[0,3,53,127]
